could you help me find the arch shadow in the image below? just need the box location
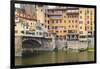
[22,40,41,48]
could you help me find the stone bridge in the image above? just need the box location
[22,37,43,48]
[15,35,56,56]
[15,35,94,57]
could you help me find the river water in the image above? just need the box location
[15,50,94,66]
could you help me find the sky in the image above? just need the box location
[15,3,57,9]
[15,3,20,8]
[48,5,56,8]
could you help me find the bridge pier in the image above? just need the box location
[15,36,22,57]
[41,39,54,51]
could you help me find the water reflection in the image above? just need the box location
[15,50,94,66]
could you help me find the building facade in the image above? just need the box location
[15,4,50,38]
[66,7,79,40]
[45,8,67,39]
[79,8,95,41]
[46,7,95,40]
[15,4,95,41]
[15,8,37,36]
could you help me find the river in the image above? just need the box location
[15,50,94,66]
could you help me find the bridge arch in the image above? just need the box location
[22,39,42,48]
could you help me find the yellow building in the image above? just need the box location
[46,8,67,39]
[79,8,95,41]
[46,7,95,40]
[66,7,79,40]
[46,7,79,40]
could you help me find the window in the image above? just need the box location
[36,32,38,35]
[60,35,62,38]
[56,31,58,33]
[26,26,28,29]
[88,27,89,29]
[60,20,62,23]
[72,25,74,28]
[56,35,58,38]
[64,30,66,33]
[15,30,18,33]
[48,26,49,29]
[68,25,70,28]
[80,16,82,19]
[45,20,46,22]
[87,16,89,19]
[31,23,32,25]
[64,16,66,18]
[76,16,78,18]
[87,10,89,14]
[36,26,42,30]
[85,26,87,31]
[69,20,71,23]
[80,36,86,38]
[85,12,87,15]
[79,21,83,24]
[21,31,24,34]
[55,26,58,29]
[32,32,35,35]
[72,15,73,18]
[64,20,66,23]
[56,20,58,23]
[76,31,77,33]
[87,21,89,24]
[80,11,82,14]
[73,15,75,18]
[80,26,82,29]
[91,22,92,25]
[42,24,44,26]
[52,10,54,13]
[76,25,77,28]
[45,14,47,17]
[48,15,49,18]
[79,31,83,34]
[48,20,49,24]
[41,9,43,12]
[91,27,92,30]
[72,20,74,23]
[68,30,75,33]
[15,16,18,20]
[52,20,54,23]
[64,26,66,29]
[91,11,93,15]
[75,20,78,23]
[39,32,42,35]
[45,25,47,28]
[60,31,62,33]
[26,23,28,26]
[52,26,54,29]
